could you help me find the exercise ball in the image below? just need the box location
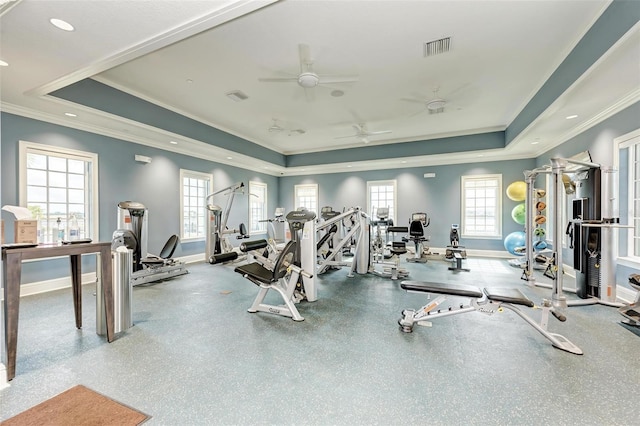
[503,231,526,256]
[534,227,546,238]
[511,203,526,225]
[506,181,526,201]
[533,240,548,251]
[535,215,547,224]
[536,201,546,212]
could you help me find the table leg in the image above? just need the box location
[3,252,23,381]
[70,254,82,329]
[99,249,115,342]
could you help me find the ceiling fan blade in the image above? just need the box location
[400,97,426,104]
[318,75,359,85]
[366,130,392,136]
[334,134,358,140]
[304,87,315,102]
[298,43,312,73]
[258,77,299,83]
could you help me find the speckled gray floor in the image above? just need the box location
[1,256,639,425]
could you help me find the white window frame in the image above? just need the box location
[615,128,640,267]
[366,179,397,224]
[180,169,212,242]
[19,141,99,242]
[461,174,502,239]
[249,181,267,235]
[294,183,318,214]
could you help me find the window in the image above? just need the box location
[618,130,640,261]
[180,169,212,241]
[249,181,267,234]
[461,174,502,238]
[367,180,397,223]
[19,141,98,243]
[294,184,318,214]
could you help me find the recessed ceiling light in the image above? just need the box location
[186,79,193,84]
[0,60,8,67]
[531,141,539,145]
[50,18,74,31]
[169,141,178,145]
[347,165,352,168]
[566,114,578,120]
[64,112,77,117]
[226,156,233,160]
[401,160,407,164]
[478,154,484,157]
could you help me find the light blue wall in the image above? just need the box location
[1,113,277,283]
[278,158,536,251]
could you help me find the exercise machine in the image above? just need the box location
[234,209,316,321]
[316,206,369,277]
[234,240,313,321]
[619,274,640,327]
[405,212,430,263]
[369,207,408,280]
[113,201,188,286]
[445,224,469,272]
[398,281,582,355]
[205,182,249,264]
[522,155,628,309]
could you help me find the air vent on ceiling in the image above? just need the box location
[226,90,248,102]
[424,37,451,57]
[0,0,21,17]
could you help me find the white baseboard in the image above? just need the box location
[0,363,8,389]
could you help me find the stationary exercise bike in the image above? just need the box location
[444,224,469,272]
[405,212,430,263]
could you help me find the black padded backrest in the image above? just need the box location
[409,220,424,237]
[239,223,247,236]
[159,235,179,259]
[273,240,297,280]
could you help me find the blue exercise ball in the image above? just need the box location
[504,231,526,256]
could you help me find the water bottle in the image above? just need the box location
[69,214,79,240]
[56,217,64,243]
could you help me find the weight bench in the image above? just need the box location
[398,281,583,355]
[234,240,312,321]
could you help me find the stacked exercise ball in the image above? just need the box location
[504,180,527,255]
[511,203,526,225]
[506,181,526,202]
[503,231,526,256]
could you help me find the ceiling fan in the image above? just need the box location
[259,44,358,100]
[268,119,306,136]
[335,123,392,144]
[402,87,449,115]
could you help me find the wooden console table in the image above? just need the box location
[2,242,114,381]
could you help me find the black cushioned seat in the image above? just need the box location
[483,287,534,307]
[400,281,483,298]
[140,234,179,266]
[234,262,273,285]
[235,240,297,286]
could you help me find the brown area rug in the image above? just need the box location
[1,385,150,425]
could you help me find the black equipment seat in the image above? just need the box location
[400,281,483,298]
[234,240,296,286]
[400,281,534,307]
[408,220,425,238]
[483,287,534,307]
[387,226,409,255]
[141,234,179,265]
